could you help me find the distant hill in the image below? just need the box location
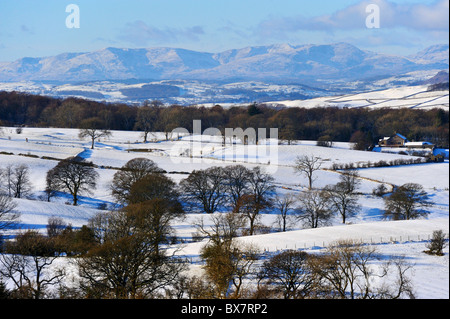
[409,44,450,65]
[422,70,449,85]
[0,43,448,83]
[428,82,449,92]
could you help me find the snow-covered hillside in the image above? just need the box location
[0,76,448,107]
[1,43,447,83]
[0,42,448,106]
[0,127,448,298]
[271,84,449,110]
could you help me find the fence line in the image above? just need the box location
[183,233,449,264]
[260,233,449,253]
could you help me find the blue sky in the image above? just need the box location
[0,0,448,61]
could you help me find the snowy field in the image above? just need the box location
[0,126,448,299]
[272,84,449,110]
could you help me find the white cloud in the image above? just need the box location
[256,0,449,38]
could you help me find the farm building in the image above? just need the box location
[378,133,408,147]
[378,133,434,149]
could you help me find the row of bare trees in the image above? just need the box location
[0,222,420,299]
[0,165,32,236]
[2,91,449,148]
[190,212,417,299]
[0,164,32,199]
[0,154,434,235]
[1,209,445,299]
[0,154,433,236]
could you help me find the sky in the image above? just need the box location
[0,0,448,62]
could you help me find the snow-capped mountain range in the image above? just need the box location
[0,43,448,105]
[0,43,448,83]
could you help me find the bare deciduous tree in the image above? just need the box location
[78,118,112,149]
[274,193,297,232]
[0,230,65,299]
[425,230,448,256]
[222,165,252,210]
[233,167,275,235]
[77,201,185,299]
[46,157,99,206]
[200,240,259,299]
[134,104,160,143]
[234,194,269,236]
[111,158,164,204]
[0,165,13,197]
[180,166,227,214]
[0,194,19,231]
[247,167,275,207]
[258,250,316,299]
[324,170,361,224]
[197,213,259,299]
[11,164,32,199]
[295,190,332,229]
[383,183,431,220]
[128,173,179,205]
[1,164,32,198]
[309,239,415,299]
[294,155,322,190]
[194,212,246,245]
[46,216,67,238]
[44,172,58,202]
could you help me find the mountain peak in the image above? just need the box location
[267,43,296,53]
[409,44,449,65]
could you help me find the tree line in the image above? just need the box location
[1,91,448,148]
[1,155,442,299]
